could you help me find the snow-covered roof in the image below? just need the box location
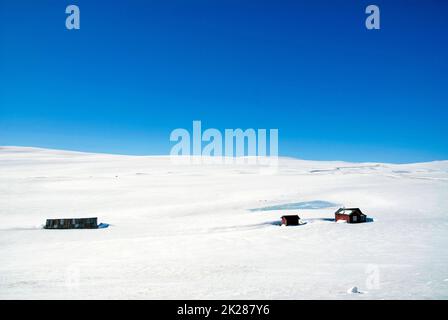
[336,208,364,215]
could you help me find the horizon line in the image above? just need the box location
[1,145,447,166]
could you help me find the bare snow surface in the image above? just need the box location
[0,146,447,299]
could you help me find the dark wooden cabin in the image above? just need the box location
[334,208,367,223]
[281,215,300,226]
[45,217,98,229]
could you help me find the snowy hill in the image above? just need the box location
[0,146,447,299]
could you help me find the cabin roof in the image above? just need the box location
[335,208,365,216]
[46,217,97,221]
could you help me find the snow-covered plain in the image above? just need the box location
[0,146,447,299]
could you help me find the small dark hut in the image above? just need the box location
[44,217,98,229]
[281,215,300,226]
[334,208,367,223]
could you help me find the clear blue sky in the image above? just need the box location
[1,0,447,163]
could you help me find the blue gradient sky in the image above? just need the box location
[1,0,447,162]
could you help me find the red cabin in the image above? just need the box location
[335,208,367,223]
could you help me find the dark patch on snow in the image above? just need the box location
[306,218,336,223]
[250,200,339,212]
